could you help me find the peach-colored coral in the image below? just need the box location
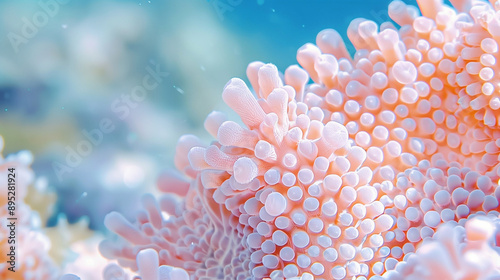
[100,188,248,279]
[0,137,60,280]
[100,0,500,279]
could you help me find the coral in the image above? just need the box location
[0,136,96,280]
[0,136,60,280]
[381,215,500,279]
[99,0,500,279]
[99,187,249,279]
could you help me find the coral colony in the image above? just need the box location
[3,0,500,279]
[0,140,60,280]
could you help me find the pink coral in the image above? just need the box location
[383,215,500,279]
[100,0,500,279]
[0,137,60,280]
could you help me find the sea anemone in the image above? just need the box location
[98,0,500,279]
